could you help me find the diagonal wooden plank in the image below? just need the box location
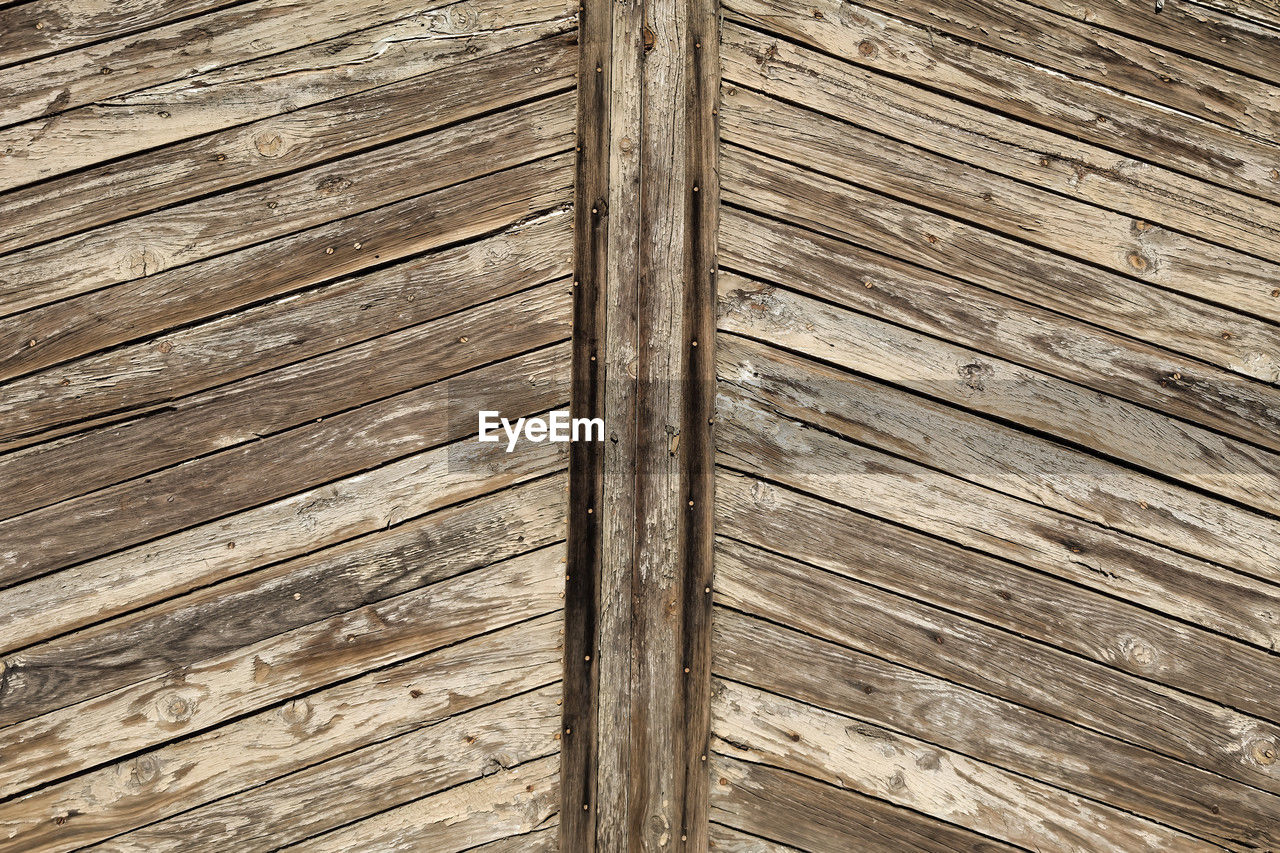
[723,0,1280,205]
[0,475,565,729]
[0,92,574,331]
[0,340,569,587]
[718,269,1280,517]
[717,335,1280,586]
[715,536,1280,798]
[714,680,1214,851]
[0,424,568,654]
[716,387,1280,651]
[0,263,570,521]
[0,616,563,852]
[713,606,1280,852]
[87,687,563,852]
[723,89,1280,322]
[720,24,1280,267]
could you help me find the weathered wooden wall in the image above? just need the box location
[709,0,1280,849]
[0,0,576,848]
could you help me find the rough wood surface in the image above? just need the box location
[0,335,569,588]
[0,617,563,852]
[0,426,567,653]
[0,476,565,729]
[714,536,1280,797]
[288,755,560,852]
[565,0,718,843]
[720,24,1280,274]
[716,468,1280,727]
[0,221,571,519]
[708,823,803,852]
[713,679,1212,851]
[717,335,1280,586]
[719,269,1280,519]
[0,32,575,246]
[723,0,1280,205]
[0,549,564,798]
[713,606,1280,852]
[0,94,573,326]
[91,686,562,852]
[723,88,1280,322]
[709,755,1019,853]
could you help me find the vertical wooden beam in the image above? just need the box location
[563,0,719,842]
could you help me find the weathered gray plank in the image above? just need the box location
[0,548,563,798]
[286,755,560,852]
[716,387,1280,650]
[0,93,573,328]
[995,0,1280,87]
[0,616,563,852]
[720,207,1280,452]
[0,220,571,520]
[855,0,1280,141]
[0,154,573,441]
[0,112,571,325]
[708,824,803,852]
[710,755,1019,853]
[717,468,1280,728]
[0,475,564,729]
[713,680,1214,851]
[715,537,1280,797]
[720,25,1280,270]
[89,686,561,852]
[576,0,719,842]
[722,0,1280,204]
[0,426,567,653]
[0,0,576,192]
[719,270,1280,520]
[713,606,1280,852]
[0,338,569,594]
[723,89,1280,323]
[0,0,249,68]
[0,34,574,255]
[718,335,1280,589]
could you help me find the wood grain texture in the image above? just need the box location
[720,24,1280,273]
[0,220,571,520]
[0,616,563,852]
[288,755,560,852]
[566,0,718,843]
[0,93,574,328]
[708,823,803,852]
[90,686,563,852]
[716,386,1280,652]
[723,88,1280,322]
[857,0,1280,142]
[713,679,1211,851]
[709,755,1019,853]
[718,269,1280,520]
[0,548,564,798]
[0,157,572,444]
[716,467,1280,728]
[714,537,1280,797]
[0,334,570,588]
[0,475,565,729]
[0,0,253,69]
[720,206,1280,444]
[0,31,574,239]
[723,0,1280,205]
[717,335,1280,588]
[0,425,568,653]
[713,606,1280,852]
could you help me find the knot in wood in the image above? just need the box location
[253,131,286,158]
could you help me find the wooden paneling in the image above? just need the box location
[712,0,1280,846]
[0,0,576,848]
